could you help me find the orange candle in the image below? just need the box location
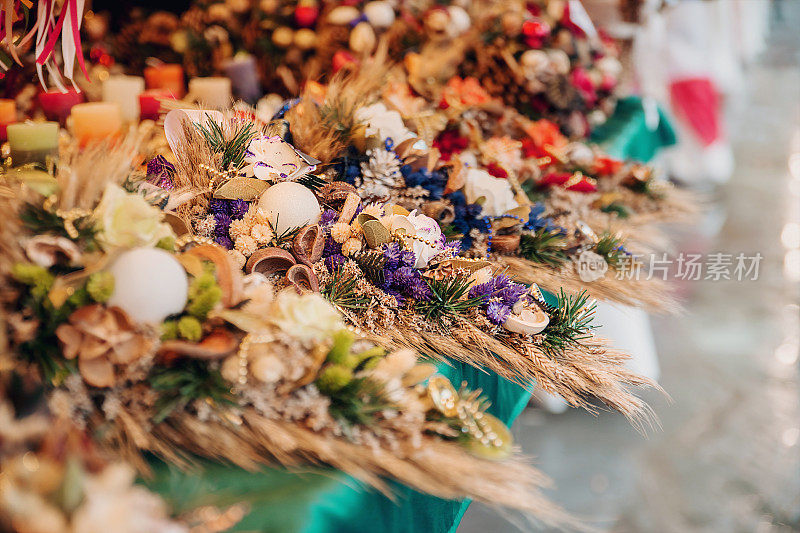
[0,99,17,142]
[70,102,123,146]
[144,64,185,98]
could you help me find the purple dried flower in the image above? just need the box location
[325,254,346,271]
[230,199,249,220]
[320,209,338,226]
[383,242,403,269]
[469,280,495,300]
[486,301,511,325]
[500,283,527,306]
[394,266,416,288]
[214,213,232,236]
[492,274,511,290]
[410,278,432,300]
[381,269,395,289]
[209,199,230,215]
[214,235,233,250]
[323,236,342,258]
[400,250,416,267]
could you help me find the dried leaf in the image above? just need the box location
[213,177,269,201]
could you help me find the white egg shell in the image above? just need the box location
[107,247,189,324]
[503,307,550,335]
[364,1,395,28]
[257,181,321,236]
[447,6,471,35]
[349,22,376,54]
[328,5,360,25]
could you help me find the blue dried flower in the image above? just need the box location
[486,301,511,325]
[230,199,249,220]
[394,266,415,287]
[492,274,511,290]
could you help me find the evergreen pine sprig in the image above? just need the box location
[519,228,569,268]
[149,359,236,424]
[415,275,485,321]
[594,232,627,268]
[540,289,597,358]
[325,377,395,429]
[19,203,97,246]
[195,118,256,171]
[322,267,370,310]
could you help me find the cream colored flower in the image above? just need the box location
[354,102,415,145]
[93,184,174,250]
[227,249,246,270]
[250,223,274,245]
[228,218,252,239]
[268,291,343,344]
[463,168,519,217]
[234,234,258,256]
[330,222,351,244]
[341,237,363,256]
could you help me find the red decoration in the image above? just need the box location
[294,5,319,28]
[38,88,84,124]
[332,50,358,73]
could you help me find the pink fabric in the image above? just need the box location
[669,77,723,147]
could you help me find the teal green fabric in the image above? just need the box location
[591,96,677,162]
[144,295,562,532]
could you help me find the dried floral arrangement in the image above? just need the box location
[0,137,608,527]
[273,62,691,313]
[128,83,661,428]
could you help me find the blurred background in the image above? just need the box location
[461,1,800,531]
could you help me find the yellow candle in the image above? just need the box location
[188,77,232,109]
[70,102,123,146]
[7,121,59,166]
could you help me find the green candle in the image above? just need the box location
[7,122,59,167]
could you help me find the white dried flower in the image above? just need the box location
[234,234,258,256]
[251,223,275,245]
[228,218,252,240]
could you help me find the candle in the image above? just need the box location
[70,102,124,146]
[144,64,185,98]
[223,55,261,104]
[39,89,85,125]
[102,75,145,122]
[139,89,175,121]
[188,77,232,109]
[0,99,17,143]
[7,122,59,167]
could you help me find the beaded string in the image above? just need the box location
[481,213,527,253]
[43,196,92,239]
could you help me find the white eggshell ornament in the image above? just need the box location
[503,306,550,335]
[257,182,321,236]
[364,1,395,28]
[349,22,376,54]
[447,6,471,35]
[107,247,189,324]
